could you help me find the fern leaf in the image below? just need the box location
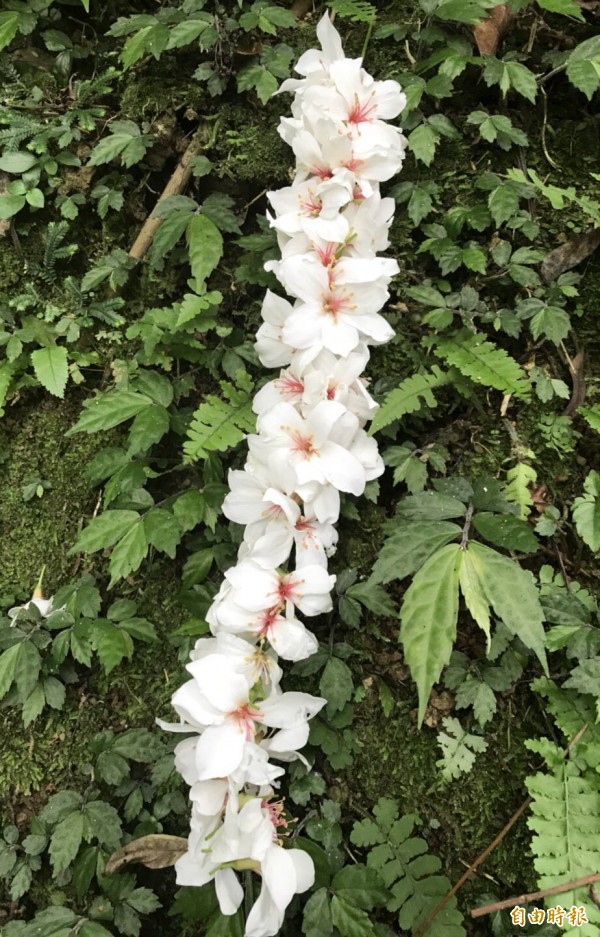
[526,760,600,930]
[532,678,600,772]
[350,798,466,937]
[184,373,255,462]
[369,366,448,434]
[330,0,377,23]
[434,330,531,399]
[436,716,488,782]
[505,462,537,517]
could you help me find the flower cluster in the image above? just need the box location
[162,13,405,936]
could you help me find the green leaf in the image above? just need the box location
[303,888,333,937]
[572,470,600,552]
[488,183,520,226]
[458,550,492,648]
[0,194,26,219]
[530,305,571,344]
[370,367,447,434]
[467,542,547,671]
[564,659,600,697]
[148,210,193,267]
[370,521,462,584]
[0,151,37,173]
[399,544,462,725]
[320,658,354,712]
[407,124,438,166]
[92,621,135,674]
[526,761,600,927]
[143,509,182,558]
[0,11,19,52]
[69,511,140,555]
[184,375,255,461]
[505,462,537,517]
[127,405,169,455]
[30,347,69,399]
[436,716,488,782]
[331,896,376,937]
[14,641,41,699]
[579,405,600,432]
[50,810,84,873]
[434,330,530,398]
[346,581,395,617]
[108,521,149,586]
[186,214,223,292]
[69,391,152,434]
[537,0,584,19]
[396,492,467,521]
[22,683,45,727]
[0,644,21,700]
[472,512,538,553]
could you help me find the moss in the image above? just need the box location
[346,684,539,908]
[212,102,291,188]
[0,397,100,595]
[0,241,24,290]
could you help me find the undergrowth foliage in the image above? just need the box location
[0,0,600,935]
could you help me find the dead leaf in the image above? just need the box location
[423,690,454,728]
[473,5,515,57]
[105,834,188,874]
[529,483,551,514]
[540,228,600,284]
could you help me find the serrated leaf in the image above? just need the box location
[303,888,333,937]
[526,762,600,928]
[69,391,152,434]
[184,376,254,461]
[0,11,19,52]
[537,0,584,19]
[573,470,600,552]
[143,508,182,558]
[0,644,22,700]
[396,492,467,521]
[400,544,462,726]
[69,511,140,555]
[127,405,169,455]
[467,542,547,671]
[331,895,376,937]
[436,716,487,782]
[407,124,438,166]
[370,521,462,584]
[346,581,395,616]
[31,347,69,398]
[186,213,223,292]
[320,658,353,712]
[434,330,530,398]
[579,405,600,432]
[472,512,538,553]
[92,622,135,674]
[458,550,491,648]
[488,184,519,226]
[50,810,84,873]
[108,522,149,586]
[370,368,447,434]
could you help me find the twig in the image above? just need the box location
[413,724,589,937]
[412,798,532,937]
[472,872,600,918]
[128,128,207,263]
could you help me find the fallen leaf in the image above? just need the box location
[0,172,10,237]
[473,5,515,57]
[540,228,600,284]
[106,834,188,874]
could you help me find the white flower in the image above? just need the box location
[245,843,314,937]
[250,400,372,496]
[267,176,353,243]
[255,290,295,368]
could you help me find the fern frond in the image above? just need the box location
[350,798,466,937]
[434,330,531,399]
[330,0,377,23]
[532,678,600,772]
[369,366,448,435]
[184,373,255,462]
[526,757,600,929]
[0,110,44,149]
[39,222,74,283]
